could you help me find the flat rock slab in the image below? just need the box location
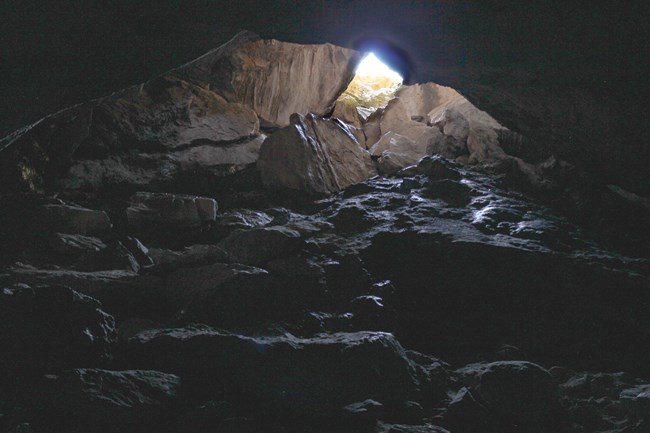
[37,204,112,235]
[126,192,218,229]
[127,327,420,417]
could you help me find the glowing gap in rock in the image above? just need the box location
[337,53,403,109]
[356,53,403,82]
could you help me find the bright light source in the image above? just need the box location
[356,53,403,82]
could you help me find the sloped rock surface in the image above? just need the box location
[258,113,376,194]
[36,369,181,433]
[0,284,116,380]
[127,327,420,417]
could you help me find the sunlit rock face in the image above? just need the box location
[0,32,360,193]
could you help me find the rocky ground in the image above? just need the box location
[1,32,650,433]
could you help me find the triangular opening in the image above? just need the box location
[337,53,403,111]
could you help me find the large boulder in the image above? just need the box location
[370,132,433,175]
[0,284,116,380]
[455,361,559,429]
[179,31,361,127]
[127,327,420,417]
[258,113,377,194]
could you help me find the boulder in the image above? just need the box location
[379,99,443,152]
[180,31,362,127]
[455,361,559,429]
[258,113,376,194]
[126,192,217,229]
[0,284,116,379]
[467,125,507,163]
[127,327,420,417]
[332,100,363,128]
[48,233,107,257]
[38,369,181,433]
[219,225,302,266]
[37,204,112,235]
[370,132,432,175]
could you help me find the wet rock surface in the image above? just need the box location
[1,33,649,433]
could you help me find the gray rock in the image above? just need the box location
[258,113,376,194]
[49,233,107,256]
[456,361,559,429]
[41,369,180,432]
[127,327,420,417]
[0,284,116,378]
[37,204,112,235]
[220,225,302,266]
[126,192,217,229]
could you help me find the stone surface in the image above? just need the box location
[180,31,361,127]
[39,369,181,433]
[258,113,376,194]
[127,327,420,417]
[455,361,559,429]
[126,192,217,229]
[370,132,431,175]
[219,225,302,266]
[0,284,116,379]
[37,204,112,235]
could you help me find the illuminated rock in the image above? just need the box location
[258,113,376,194]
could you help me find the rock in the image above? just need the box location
[376,422,451,433]
[0,32,361,192]
[363,108,385,148]
[180,31,361,127]
[332,100,363,128]
[456,361,559,429]
[442,387,491,433]
[0,284,116,380]
[430,108,470,143]
[258,113,376,194]
[208,208,273,240]
[467,125,507,163]
[0,265,163,322]
[620,384,650,419]
[379,99,443,154]
[126,192,217,229]
[147,244,228,272]
[219,226,302,266]
[370,132,434,175]
[350,295,396,331]
[423,179,475,207]
[127,327,420,417]
[48,233,107,257]
[38,369,180,433]
[163,262,282,326]
[37,204,112,235]
[415,156,462,180]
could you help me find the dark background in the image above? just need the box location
[1,0,648,144]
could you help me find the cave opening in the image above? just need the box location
[337,52,403,113]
